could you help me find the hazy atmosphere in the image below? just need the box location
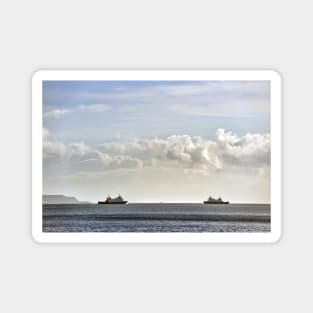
[43,80,270,203]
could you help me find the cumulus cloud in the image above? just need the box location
[68,142,92,156]
[101,129,270,175]
[215,128,270,167]
[44,128,270,177]
[43,133,143,173]
[43,140,68,159]
[98,153,143,170]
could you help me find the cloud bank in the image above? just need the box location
[43,128,270,177]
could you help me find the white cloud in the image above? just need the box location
[43,138,91,160]
[43,134,143,172]
[43,128,270,177]
[68,142,92,156]
[101,129,270,175]
[216,128,270,167]
[100,153,143,170]
[43,109,71,118]
[43,104,111,119]
[43,140,68,158]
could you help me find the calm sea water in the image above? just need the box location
[43,203,270,233]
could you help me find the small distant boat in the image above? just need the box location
[98,195,128,204]
[204,196,229,204]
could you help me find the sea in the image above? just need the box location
[43,203,270,233]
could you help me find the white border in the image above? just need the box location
[32,70,281,243]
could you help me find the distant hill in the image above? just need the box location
[43,194,89,204]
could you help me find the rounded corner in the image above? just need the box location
[270,229,282,244]
[32,70,46,84]
[31,230,44,244]
[268,69,282,84]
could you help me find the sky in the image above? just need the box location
[43,80,271,203]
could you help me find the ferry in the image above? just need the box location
[98,195,128,204]
[203,196,229,204]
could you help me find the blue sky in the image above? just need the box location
[43,80,271,202]
[43,80,270,142]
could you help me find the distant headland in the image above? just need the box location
[43,194,89,204]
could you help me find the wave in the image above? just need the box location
[43,213,270,223]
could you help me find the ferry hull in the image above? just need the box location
[98,201,128,204]
[203,201,229,204]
